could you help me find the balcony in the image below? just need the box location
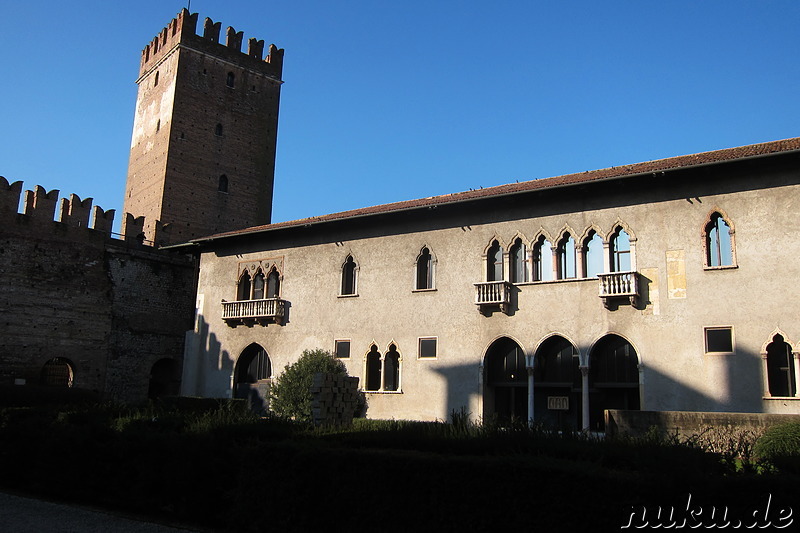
[474,281,513,315]
[222,298,287,326]
[597,271,639,308]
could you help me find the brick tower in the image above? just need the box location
[123,9,284,245]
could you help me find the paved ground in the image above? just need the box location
[0,491,204,532]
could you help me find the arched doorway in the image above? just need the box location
[148,358,181,399]
[533,336,580,429]
[40,358,74,387]
[484,337,527,424]
[233,344,272,412]
[589,334,640,430]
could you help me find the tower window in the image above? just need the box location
[218,175,229,193]
[154,71,159,87]
[215,123,223,136]
[226,72,235,88]
[156,119,161,132]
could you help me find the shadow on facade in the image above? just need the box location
[431,340,769,431]
[182,314,235,399]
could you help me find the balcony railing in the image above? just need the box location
[474,281,513,315]
[597,271,639,308]
[222,298,287,325]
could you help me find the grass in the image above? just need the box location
[0,400,797,532]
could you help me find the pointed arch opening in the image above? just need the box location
[766,334,797,398]
[233,344,272,411]
[415,246,434,290]
[484,337,527,423]
[341,255,358,296]
[610,227,631,272]
[557,232,577,279]
[588,334,640,431]
[365,345,382,391]
[704,211,735,268]
[509,237,528,283]
[533,336,580,429]
[583,230,604,278]
[532,235,554,282]
[486,240,504,282]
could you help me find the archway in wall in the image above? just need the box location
[484,337,527,424]
[148,358,181,399]
[41,358,74,387]
[588,334,640,431]
[233,344,272,413]
[533,336,580,429]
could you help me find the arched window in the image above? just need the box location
[218,174,229,193]
[252,270,265,300]
[41,358,74,387]
[610,227,631,272]
[532,236,554,282]
[266,269,280,298]
[237,271,252,300]
[509,238,528,283]
[365,345,382,391]
[486,240,504,282]
[226,71,235,88]
[383,344,401,391]
[416,247,433,290]
[557,233,576,279]
[766,335,796,397]
[583,231,604,277]
[705,212,734,267]
[341,255,357,296]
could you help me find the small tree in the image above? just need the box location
[270,349,348,422]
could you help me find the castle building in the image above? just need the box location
[180,137,800,429]
[123,9,284,246]
[3,9,800,427]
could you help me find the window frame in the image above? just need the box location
[414,247,435,291]
[418,337,438,359]
[334,339,351,359]
[704,326,735,355]
[703,211,737,270]
[340,255,358,297]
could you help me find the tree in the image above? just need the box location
[269,349,349,422]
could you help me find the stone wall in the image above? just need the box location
[606,409,800,438]
[0,178,196,403]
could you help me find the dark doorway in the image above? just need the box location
[534,336,580,429]
[148,358,181,399]
[233,344,272,412]
[589,334,640,431]
[485,337,527,424]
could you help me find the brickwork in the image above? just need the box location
[0,178,196,403]
[123,9,284,245]
[310,373,361,427]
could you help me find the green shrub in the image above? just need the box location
[269,349,352,422]
[754,422,800,474]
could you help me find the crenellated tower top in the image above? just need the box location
[139,9,283,81]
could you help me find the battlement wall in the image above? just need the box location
[0,176,177,247]
[139,9,283,80]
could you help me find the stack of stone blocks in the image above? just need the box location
[310,372,361,427]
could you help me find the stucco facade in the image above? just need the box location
[182,138,800,429]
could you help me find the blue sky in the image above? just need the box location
[1,1,798,232]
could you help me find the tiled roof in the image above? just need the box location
[193,137,800,242]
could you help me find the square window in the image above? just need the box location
[705,327,734,354]
[335,340,350,359]
[419,337,437,358]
